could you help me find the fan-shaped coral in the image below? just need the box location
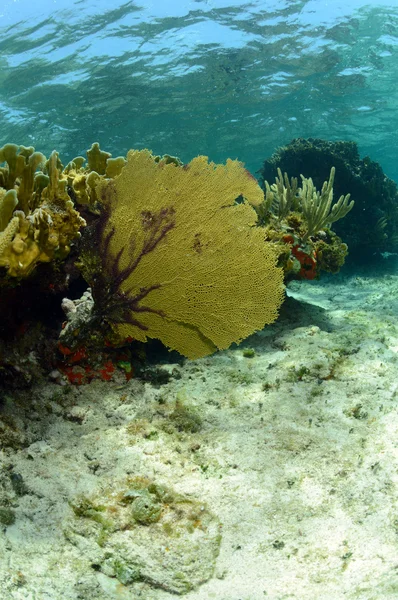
[85,150,285,359]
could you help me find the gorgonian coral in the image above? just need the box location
[81,149,284,359]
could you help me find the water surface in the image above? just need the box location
[1,0,397,176]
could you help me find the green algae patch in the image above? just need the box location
[0,506,15,526]
[64,476,221,595]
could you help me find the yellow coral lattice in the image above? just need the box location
[98,150,284,359]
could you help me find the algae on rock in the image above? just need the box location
[65,476,221,595]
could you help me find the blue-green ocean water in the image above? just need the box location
[0,0,398,178]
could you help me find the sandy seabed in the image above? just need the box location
[2,269,398,600]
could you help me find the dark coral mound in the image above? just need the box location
[259,138,398,263]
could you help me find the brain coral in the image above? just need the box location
[93,149,285,359]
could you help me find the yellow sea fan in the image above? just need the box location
[95,150,284,359]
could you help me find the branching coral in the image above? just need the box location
[64,142,126,207]
[261,166,354,241]
[0,144,45,214]
[80,149,285,359]
[257,166,354,279]
[300,167,354,241]
[266,167,299,220]
[0,145,86,278]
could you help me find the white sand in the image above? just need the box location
[1,271,398,599]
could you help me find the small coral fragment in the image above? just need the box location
[0,189,18,231]
[105,157,127,178]
[0,215,20,259]
[87,142,111,175]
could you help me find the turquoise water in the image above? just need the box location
[1,0,398,177]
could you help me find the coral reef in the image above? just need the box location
[0,140,357,386]
[259,138,398,261]
[257,166,351,280]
